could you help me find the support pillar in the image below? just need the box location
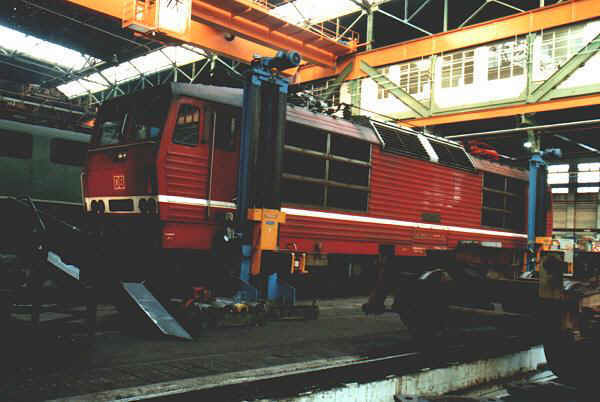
[443,0,449,32]
[366,7,374,51]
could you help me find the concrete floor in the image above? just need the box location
[2,297,410,401]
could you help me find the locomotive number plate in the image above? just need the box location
[113,174,126,190]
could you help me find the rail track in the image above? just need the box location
[58,333,540,402]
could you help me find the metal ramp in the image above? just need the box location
[122,282,192,340]
[47,251,80,281]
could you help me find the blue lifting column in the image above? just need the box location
[235,51,301,301]
[527,154,545,272]
[527,149,561,272]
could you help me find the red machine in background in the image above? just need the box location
[465,140,501,161]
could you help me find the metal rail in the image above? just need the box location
[92,334,538,401]
[445,118,600,140]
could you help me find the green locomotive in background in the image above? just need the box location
[0,118,90,218]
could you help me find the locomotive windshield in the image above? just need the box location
[94,94,169,146]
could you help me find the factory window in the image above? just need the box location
[488,37,526,81]
[282,123,370,211]
[547,164,570,184]
[482,172,525,231]
[441,50,474,88]
[577,162,600,184]
[377,67,391,99]
[50,138,88,166]
[303,78,341,107]
[173,104,200,146]
[540,24,585,73]
[399,60,430,96]
[0,130,32,159]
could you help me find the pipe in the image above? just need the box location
[0,95,85,115]
[446,118,600,140]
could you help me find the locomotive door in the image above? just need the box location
[159,98,208,223]
[203,104,240,216]
[159,99,239,224]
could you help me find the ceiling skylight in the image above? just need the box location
[57,45,207,99]
[0,25,101,71]
[270,0,390,26]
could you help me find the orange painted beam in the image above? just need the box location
[291,0,600,84]
[62,0,354,67]
[401,94,600,127]
[191,1,355,68]
[62,0,278,63]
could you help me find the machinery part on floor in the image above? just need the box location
[538,253,600,388]
[0,196,97,334]
[122,282,192,340]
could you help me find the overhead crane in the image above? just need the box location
[64,0,358,68]
[63,0,600,127]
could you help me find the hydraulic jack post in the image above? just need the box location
[235,50,301,304]
[526,149,561,272]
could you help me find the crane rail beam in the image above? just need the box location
[61,0,356,68]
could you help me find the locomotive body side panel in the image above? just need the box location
[279,146,527,255]
[84,84,531,259]
[369,147,481,227]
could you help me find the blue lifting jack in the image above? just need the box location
[234,51,301,304]
[527,148,561,272]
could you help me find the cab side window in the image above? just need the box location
[173,104,200,146]
[215,110,238,151]
[203,107,238,151]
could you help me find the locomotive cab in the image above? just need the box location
[85,84,240,224]
[85,89,168,215]
[84,84,242,286]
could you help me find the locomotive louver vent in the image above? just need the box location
[430,141,474,171]
[372,122,429,160]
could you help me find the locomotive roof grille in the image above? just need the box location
[370,121,429,161]
[429,140,475,171]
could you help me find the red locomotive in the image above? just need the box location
[83,83,547,298]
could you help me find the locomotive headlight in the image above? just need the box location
[139,198,148,214]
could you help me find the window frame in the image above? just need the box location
[0,129,33,159]
[172,103,202,147]
[203,105,239,152]
[399,60,430,96]
[540,23,585,73]
[441,49,475,88]
[282,123,371,212]
[49,138,88,166]
[481,172,526,232]
[487,37,527,81]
